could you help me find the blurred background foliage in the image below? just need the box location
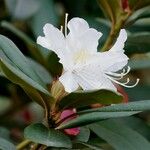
[0,0,150,149]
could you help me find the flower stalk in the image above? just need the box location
[101,14,129,52]
[16,139,32,150]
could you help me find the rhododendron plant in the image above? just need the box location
[0,0,150,149]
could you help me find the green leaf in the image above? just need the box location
[57,111,139,130]
[0,59,52,107]
[1,21,47,66]
[0,34,46,87]
[89,119,150,150]
[0,59,49,96]
[128,18,150,32]
[57,100,150,129]
[24,123,72,148]
[126,6,150,26]
[29,0,59,61]
[27,58,52,85]
[88,138,113,150]
[0,137,16,150]
[125,86,150,100]
[5,0,40,19]
[129,58,150,70]
[1,21,34,45]
[74,127,90,142]
[117,117,150,140]
[79,100,150,114]
[59,89,123,110]
[29,0,58,36]
[125,32,150,54]
[76,142,104,150]
[0,35,53,106]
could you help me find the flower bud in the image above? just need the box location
[60,109,80,136]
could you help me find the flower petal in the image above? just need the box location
[67,18,102,53]
[78,28,102,52]
[110,29,127,52]
[74,64,117,91]
[90,29,128,72]
[59,71,79,93]
[98,77,117,91]
[37,36,51,49]
[37,23,65,55]
[67,17,89,36]
[92,52,129,72]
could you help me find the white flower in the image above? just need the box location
[37,14,139,93]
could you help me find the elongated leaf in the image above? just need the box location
[1,21,34,45]
[57,100,150,129]
[125,86,150,100]
[88,138,113,150]
[59,89,123,110]
[0,35,54,106]
[117,117,150,140]
[126,6,150,26]
[29,0,58,58]
[76,142,104,150]
[125,32,150,54]
[28,58,52,84]
[0,137,16,150]
[1,21,46,66]
[57,111,139,129]
[24,123,72,148]
[0,34,45,87]
[74,127,90,142]
[0,59,52,106]
[128,18,150,32]
[0,59,49,96]
[129,59,150,70]
[5,0,40,19]
[78,100,150,114]
[89,119,150,150]
[29,0,58,36]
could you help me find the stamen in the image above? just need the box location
[107,75,140,88]
[60,25,63,32]
[121,66,130,76]
[106,72,124,77]
[106,66,131,78]
[122,68,126,74]
[108,75,123,80]
[121,77,130,84]
[65,13,68,37]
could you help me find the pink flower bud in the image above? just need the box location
[60,109,80,136]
